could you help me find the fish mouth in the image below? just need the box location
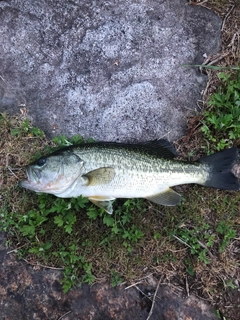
[20,166,42,190]
[30,167,42,180]
[20,163,80,194]
[20,165,72,194]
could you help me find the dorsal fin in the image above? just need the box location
[47,139,177,160]
[136,139,177,159]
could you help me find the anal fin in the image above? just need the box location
[146,188,181,206]
[88,196,116,214]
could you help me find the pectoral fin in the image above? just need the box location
[83,167,115,186]
[88,196,116,214]
[146,188,181,206]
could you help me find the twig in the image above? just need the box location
[196,239,214,258]
[153,281,183,293]
[125,281,144,290]
[134,285,152,300]
[7,244,27,254]
[58,311,71,320]
[22,259,64,270]
[168,247,188,253]
[146,277,162,320]
[202,79,211,102]
[221,5,235,32]
[8,166,20,180]
[125,273,154,290]
[185,276,189,297]
[206,52,230,66]
[197,0,208,5]
[172,235,191,248]
[35,263,64,270]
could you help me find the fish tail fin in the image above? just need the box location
[199,148,239,190]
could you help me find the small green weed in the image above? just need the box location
[51,197,88,234]
[86,199,145,252]
[52,134,94,147]
[53,243,95,293]
[185,258,195,276]
[216,221,236,253]
[173,218,237,274]
[110,270,124,287]
[30,134,93,161]
[28,242,53,257]
[11,118,45,138]
[174,223,214,264]
[224,279,238,290]
[201,70,240,150]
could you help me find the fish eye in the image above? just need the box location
[36,158,47,166]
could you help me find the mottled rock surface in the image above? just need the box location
[0,233,219,320]
[0,0,221,141]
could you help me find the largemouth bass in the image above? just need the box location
[20,140,239,214]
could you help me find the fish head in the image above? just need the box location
[20,150,84,195]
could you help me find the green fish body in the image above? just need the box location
[20,140,239,214]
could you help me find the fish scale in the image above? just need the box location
[75,147,206,189]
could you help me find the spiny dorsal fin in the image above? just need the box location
[49,139,177,160]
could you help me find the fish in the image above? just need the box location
[20,140,239,214]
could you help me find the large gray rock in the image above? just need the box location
[0,0,221,141]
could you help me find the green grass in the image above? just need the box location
[1,189,148,292]
[201,70,240,151]
[10,118,45,138]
